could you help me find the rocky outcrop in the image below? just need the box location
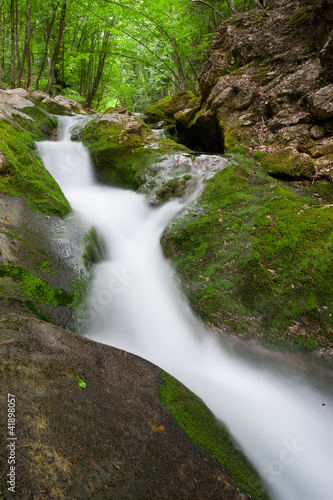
[80,106,191,194]
[0,89,91,328]
[172,0,333,178]
[144,91,199,126]
[0,316,265,499]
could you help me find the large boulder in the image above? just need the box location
[261,147,315,179]
[0,316,265,499]
[80,108,190,191]
[172,0,333,167]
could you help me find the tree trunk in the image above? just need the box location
[25,0,31,90]
[35,3,58,90]
[169,8,188,91]
[10,0,15,88]
[15,0,21,85]
[45,0,67,94]
[225,0,237,15]
[85,32,110,108]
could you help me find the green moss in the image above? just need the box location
[0,265,72,307]
[289,7,314,25]
[163,159,333,348]
[81,118,188,190]
[144,91,199,124]
[0,120,70,216]
[4,231,29,245]
[25,300,52,323]
[41,260,56,275]
[224,129,250,153]
[261,148,315,180]
[12,106,57,141]
[155,177,187,203]
[81,227,107,271]
[69,276,92,333]
[159,372,268,499]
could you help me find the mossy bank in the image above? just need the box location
[163,154,333,351]
[0,89,91,328]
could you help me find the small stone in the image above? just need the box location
[0,152,8,173]
[310,125,325,140]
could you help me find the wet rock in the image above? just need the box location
[269,111,312,132]
[153,177,188,205]
[172,0,332,162]
[40,95,86,115]
[0,316,257,499]
[0,87,33,110]
[319,32,333,80]
[0,193,75,327]
[97,112,143,134]
[29,90,50,102]
[310,125,326,140]
[80,109,189,190]
[211,86,235,111]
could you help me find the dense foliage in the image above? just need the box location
[0,0,258,110]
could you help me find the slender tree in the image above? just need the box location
[10,0,15,88]
[45,0,67,94]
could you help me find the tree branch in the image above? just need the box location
[189,0,226,20]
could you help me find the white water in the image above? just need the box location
[38,116,333,500]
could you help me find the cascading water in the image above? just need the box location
[38,116,333,500]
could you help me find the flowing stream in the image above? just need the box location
[38,116,333,500]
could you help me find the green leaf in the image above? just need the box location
[77,375,86,389]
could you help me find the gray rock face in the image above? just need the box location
[98,112,143,134]
[0,87,90,124]
[309,85,333,121]
[170,0,333,179]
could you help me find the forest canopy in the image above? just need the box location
[0,0,259,110]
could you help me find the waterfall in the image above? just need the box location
[37,116,333,500]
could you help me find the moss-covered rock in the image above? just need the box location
[289,6,315,25]
[163,155,333,349]
[11,105,57,141]
[172,0,332,171]
[81,227,107,271]
[0,119,70,216]
[0,193,82,327]
[144,91,199,125]
[261,147,315,180]
[80,111,190,190]
[154,177,188,205]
